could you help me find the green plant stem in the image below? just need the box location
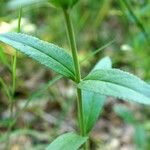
[11,6,22,115]
[63,9,81,83]
[63,8,88,150]
[5,7,22,150]
[17,6,22,33]
[11,54,16,114]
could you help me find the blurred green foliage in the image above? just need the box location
[0,0,150,149]
[114,104,149,149]
[48,0,79,8]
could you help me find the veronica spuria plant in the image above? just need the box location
[0,0,150,150]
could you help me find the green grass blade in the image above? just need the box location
[95,0,112,27]
[8,75,62,129]
[0,128,49,143]
[0,77,11,103]
[17,6,22,33]
[0,46,11,70]
[119,0,149,41]
[23,75,62,109]
[80,40,115,64]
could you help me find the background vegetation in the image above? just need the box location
[0,0,150,149]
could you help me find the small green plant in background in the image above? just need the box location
[0,0,150,150]
[0,6,22,149]
[114,104,148,150]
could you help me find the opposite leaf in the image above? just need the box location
[83,56,112,133]
[83,91,106,134]
[78,69,150,105]
[46,132,88,150]
[0,33,75,80]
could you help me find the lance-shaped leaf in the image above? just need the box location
[82,91,105,134]
[83,57,112,133]
[46,132,88,150]
[0,33,75,80]
[79,69,150,105]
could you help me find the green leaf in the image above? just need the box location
[46,132,88,150]
[93,56,112,71]
[83,91,106,133]
[0,128,48,143]
[113,104,135,124]
[0,33,75,80]
[80,40,115,64]
[82,57,112,133]
[78,69,150,105]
